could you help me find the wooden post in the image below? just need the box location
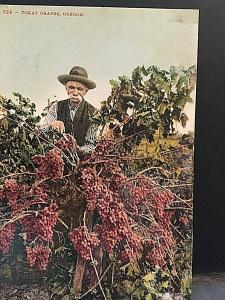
[72,256,86,295]
[72,211,94,294]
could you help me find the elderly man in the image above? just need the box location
[42,66,98,153]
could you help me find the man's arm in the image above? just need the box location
[41,102,65,133]
[79,123,100,154]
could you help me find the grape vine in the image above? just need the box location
[0,64,195,298]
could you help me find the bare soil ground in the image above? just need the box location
[0,284,50,300]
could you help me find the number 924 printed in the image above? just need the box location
[2,9,13,15]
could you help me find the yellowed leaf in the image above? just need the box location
[145,295,153,300]
[161,281,169,288]
[143,272,155,282]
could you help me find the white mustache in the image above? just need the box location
[69,94,82,101]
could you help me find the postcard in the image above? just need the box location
[0,5,198,300]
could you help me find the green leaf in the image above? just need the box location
[69,288,76,295]
[51,284,67,296]
[133,288,145,300]
[143,281,151,289]
[181,277,192,294]
[1,264,12,279]
[127,263,141,276]
[121,280,134,294]
[145,294,153,300]
[109,79,120,89]
[16,254,23,262]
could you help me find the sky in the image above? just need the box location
[0,5,199,131]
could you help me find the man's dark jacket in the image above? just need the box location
[57,99,95,146]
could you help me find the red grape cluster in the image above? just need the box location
[78,139,177,267]
[20,216,36,241]
[26,243,51,271]
[131,180,152,205]
[97,196,128,227]
[95,224,121,252]
[33,185,49,201]
[146,246,166,268]
[127,231,142,252]
[101,161,123,176]
[0,147,60,273]
[119,230,142,262]
[136,186,176,264]
[150,191,175,250]
[95,196,143,261]
[69,226,100,261]
[109,173,126,190]
[81,167,105,211]
[96,196,111,219]
[108,201,128,226]
[162,228,175,248]
[103,162,127,190]
[145,243,165,268]
[80,159,144,262]
[3,179,19,210]
[155,191,173,208]
[34,203,58,241]
[55,134,77,150]
[120,246,137,262]
[32,148,64,179]
[92,137,114,158]
[21,204,58,242]
[2,179,49,215]
[0,224,16,254]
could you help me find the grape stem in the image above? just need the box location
[149,178,192,208]
[0,172,36,180]
[78,263,113,299]
[1,212,33,229]
[57,217,69,230]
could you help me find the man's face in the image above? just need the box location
[65,81,88,105]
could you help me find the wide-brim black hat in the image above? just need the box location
[58,66,96,89]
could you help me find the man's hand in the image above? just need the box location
[51,121,65,133]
